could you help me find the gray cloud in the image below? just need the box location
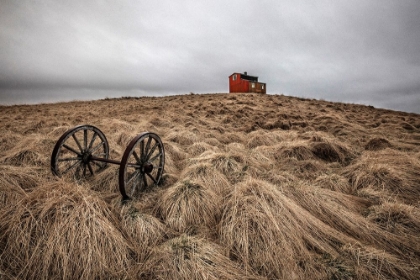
[1,0,419,112]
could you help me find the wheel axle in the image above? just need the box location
[51,124,165,201]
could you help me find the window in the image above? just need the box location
[251,83,255,88]
[262,85,264,90]
[232,74,237,81]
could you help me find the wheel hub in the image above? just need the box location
[142,162,153,174]
[81,151,91,164]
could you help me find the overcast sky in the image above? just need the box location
[1,0,419,113]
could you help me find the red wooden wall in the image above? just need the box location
[229,73,249,93]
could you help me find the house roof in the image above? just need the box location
[229,72,258,82]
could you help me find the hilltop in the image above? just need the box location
[1,93,419,279]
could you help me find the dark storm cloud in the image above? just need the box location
[0,0,419,112]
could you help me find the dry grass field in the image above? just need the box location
[0,92,419,279]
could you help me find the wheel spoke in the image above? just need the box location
[149,152,162,163]
[74,165,82,177]
[58,157,79,162]
[72,134,83,152]
[127,170,141,185]
[62,160,82,175]
[88,132,98,150]
[143,174,148,188]
[130,173,143,196]
[130,183,136,197]
[84,129,88,150]
[63,144,82,156]
[146,141,158,160]
[144,136,152,159]
[146,172,158,184]
[133,151,141,163]
[126,163,142,168]
[90,141,105,153]
[140,139,145,159]
[87,162,94,175]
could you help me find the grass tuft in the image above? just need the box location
[137,234,259,279]
[0,180,133,279]
[156,180,220,236]
[219,178,348,279]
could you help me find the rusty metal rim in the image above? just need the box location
[118,132,165,201]
[50,124,109,177]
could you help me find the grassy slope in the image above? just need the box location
[0,93,419,279]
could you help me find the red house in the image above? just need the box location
[229,72,266,94]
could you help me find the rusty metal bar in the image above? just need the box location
[90,156,121,165]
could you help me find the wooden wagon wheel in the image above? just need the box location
[51,125,109,179]
[119,132,165,201]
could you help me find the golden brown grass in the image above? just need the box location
[155,180,220,237]
[137,234,260,279]
[0,93,419,279]
[343,149,420,204]
[119,202,167,262]
[0,180,133,279]
[219,177,350,279]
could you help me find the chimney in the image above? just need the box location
[244,71,247,75]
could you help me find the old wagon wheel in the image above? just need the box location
[119,132,165,201]
[51,125,109,179]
